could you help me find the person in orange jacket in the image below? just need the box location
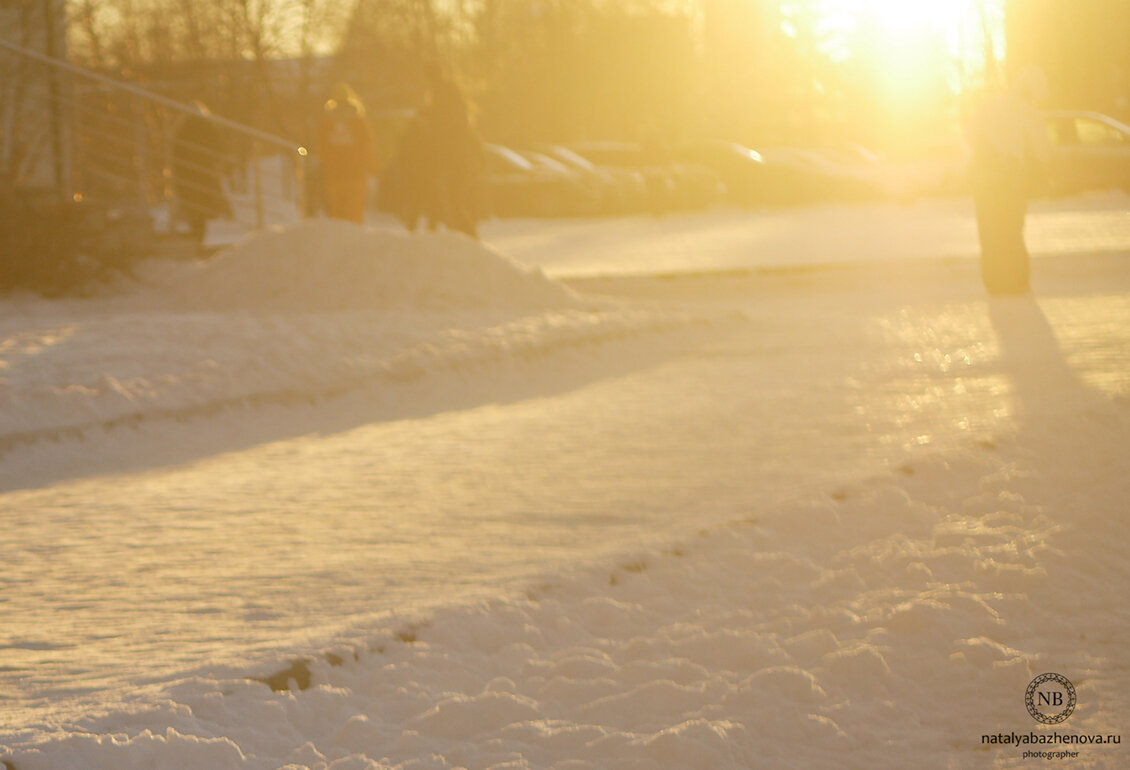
[316,83,378,224]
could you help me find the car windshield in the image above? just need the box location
[522,152,571,173]
[725,143,763,163]
[572,145,645,167]
[1044,112,1130,147]
[547,147,596,171]
[488,145,535,171]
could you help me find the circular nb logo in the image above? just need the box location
[1025,673,1076,724]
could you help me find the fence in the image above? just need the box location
[0,39,307,240]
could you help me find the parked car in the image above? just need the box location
[754,146,884,204]
[668,161,727,210]
[1043,110,1130,195]
[534,144,650,214]
[672,139,886,205]
[670,141,766,205]
[514,149,604,215]
[567,141,675,212]
[482,144,591,217]
[567,141,724,212]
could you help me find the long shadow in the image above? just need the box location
[0,325,702,494]
[985,292,1122,492]
[987,295,1090,421]
[981,288,1130,728]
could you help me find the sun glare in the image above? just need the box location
[819,0,1001,96]
[862,0,968,35]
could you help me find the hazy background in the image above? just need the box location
[55,0,1130,158]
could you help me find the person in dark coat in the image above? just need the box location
[424,73,483,238]
[382,113,438,232]
[316,83,379,224]
[384,70,482,238]
[968,68,1050,295]
[172,102,232,245]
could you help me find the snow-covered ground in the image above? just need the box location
[481,192,1130,277]
[2,199,1129,768]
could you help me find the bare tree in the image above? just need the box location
[66,0,350,136]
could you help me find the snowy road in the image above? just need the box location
[3,199,1130,764]
[481,193,1130,277]
[5,268,1001,727]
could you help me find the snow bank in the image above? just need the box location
[0,221,708,448]
[150,220,577,313]
[5,395,1127,768]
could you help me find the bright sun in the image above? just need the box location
[861,0,970,35]
[820,0,1003,97]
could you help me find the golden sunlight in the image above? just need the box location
[824,0,1001,96]
[859,0,970,36]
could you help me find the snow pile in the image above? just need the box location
[4,395,1127,768]
[0,221,711,446]
[151,220,577,313]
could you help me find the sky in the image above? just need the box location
[809,0,1006,92]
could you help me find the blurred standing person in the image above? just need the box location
[317,83,378,224]
[382,111,436,232]
[421,69,482,238]
[172,101,232,247]
[967,67,1051,295]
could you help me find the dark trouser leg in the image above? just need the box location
[187,214,207,245]
[975,186,1030,296]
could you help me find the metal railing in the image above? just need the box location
[0,39,307,238]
